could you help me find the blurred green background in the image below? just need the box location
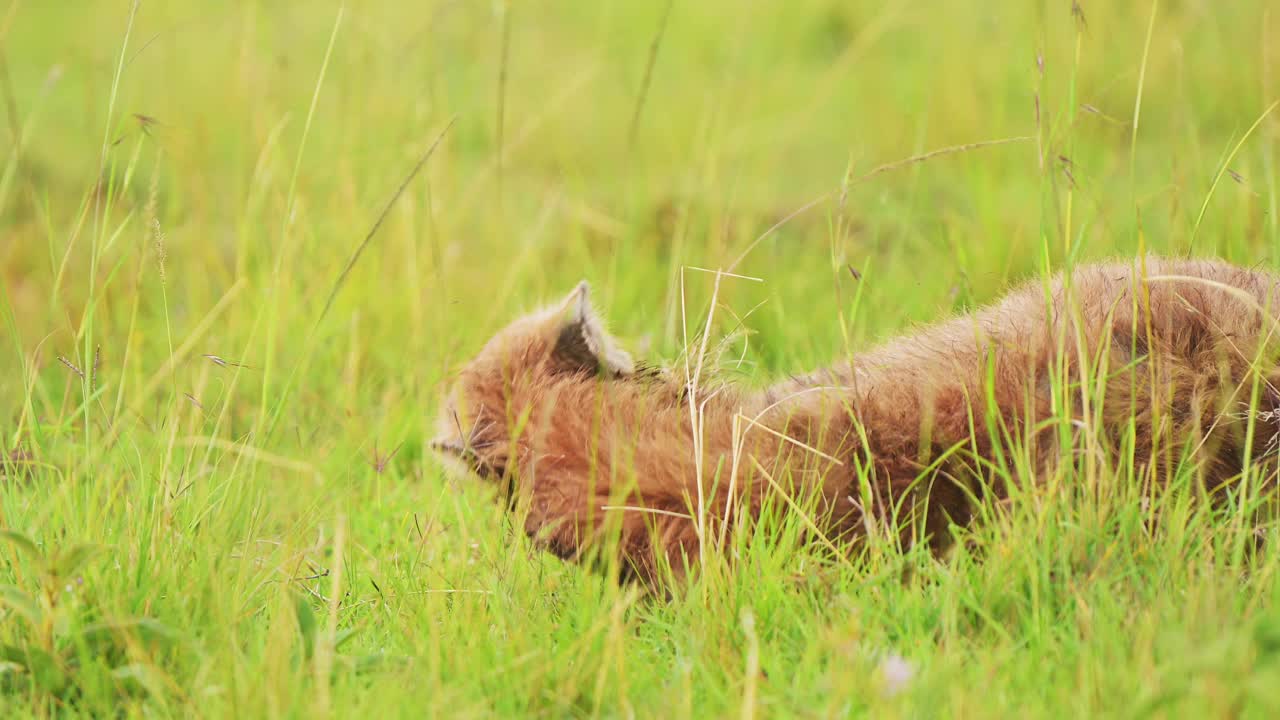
[4,2,1276,381]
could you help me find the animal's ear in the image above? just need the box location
[552,281,635,378]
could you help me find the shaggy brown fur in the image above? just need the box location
[433,257,1280,586]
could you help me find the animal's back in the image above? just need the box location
[843,258,1280,493]
[827,257,1277,388]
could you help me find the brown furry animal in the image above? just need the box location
[433,257,1280,586]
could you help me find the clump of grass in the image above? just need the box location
[0,530,177,709]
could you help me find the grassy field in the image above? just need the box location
[3,0,1280,716]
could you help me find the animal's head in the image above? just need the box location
[431,281,634,480]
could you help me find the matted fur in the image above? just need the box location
[433,257,1280,586]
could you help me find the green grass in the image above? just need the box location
[2,0,1280,716]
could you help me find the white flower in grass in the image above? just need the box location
[877,652,915,697]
